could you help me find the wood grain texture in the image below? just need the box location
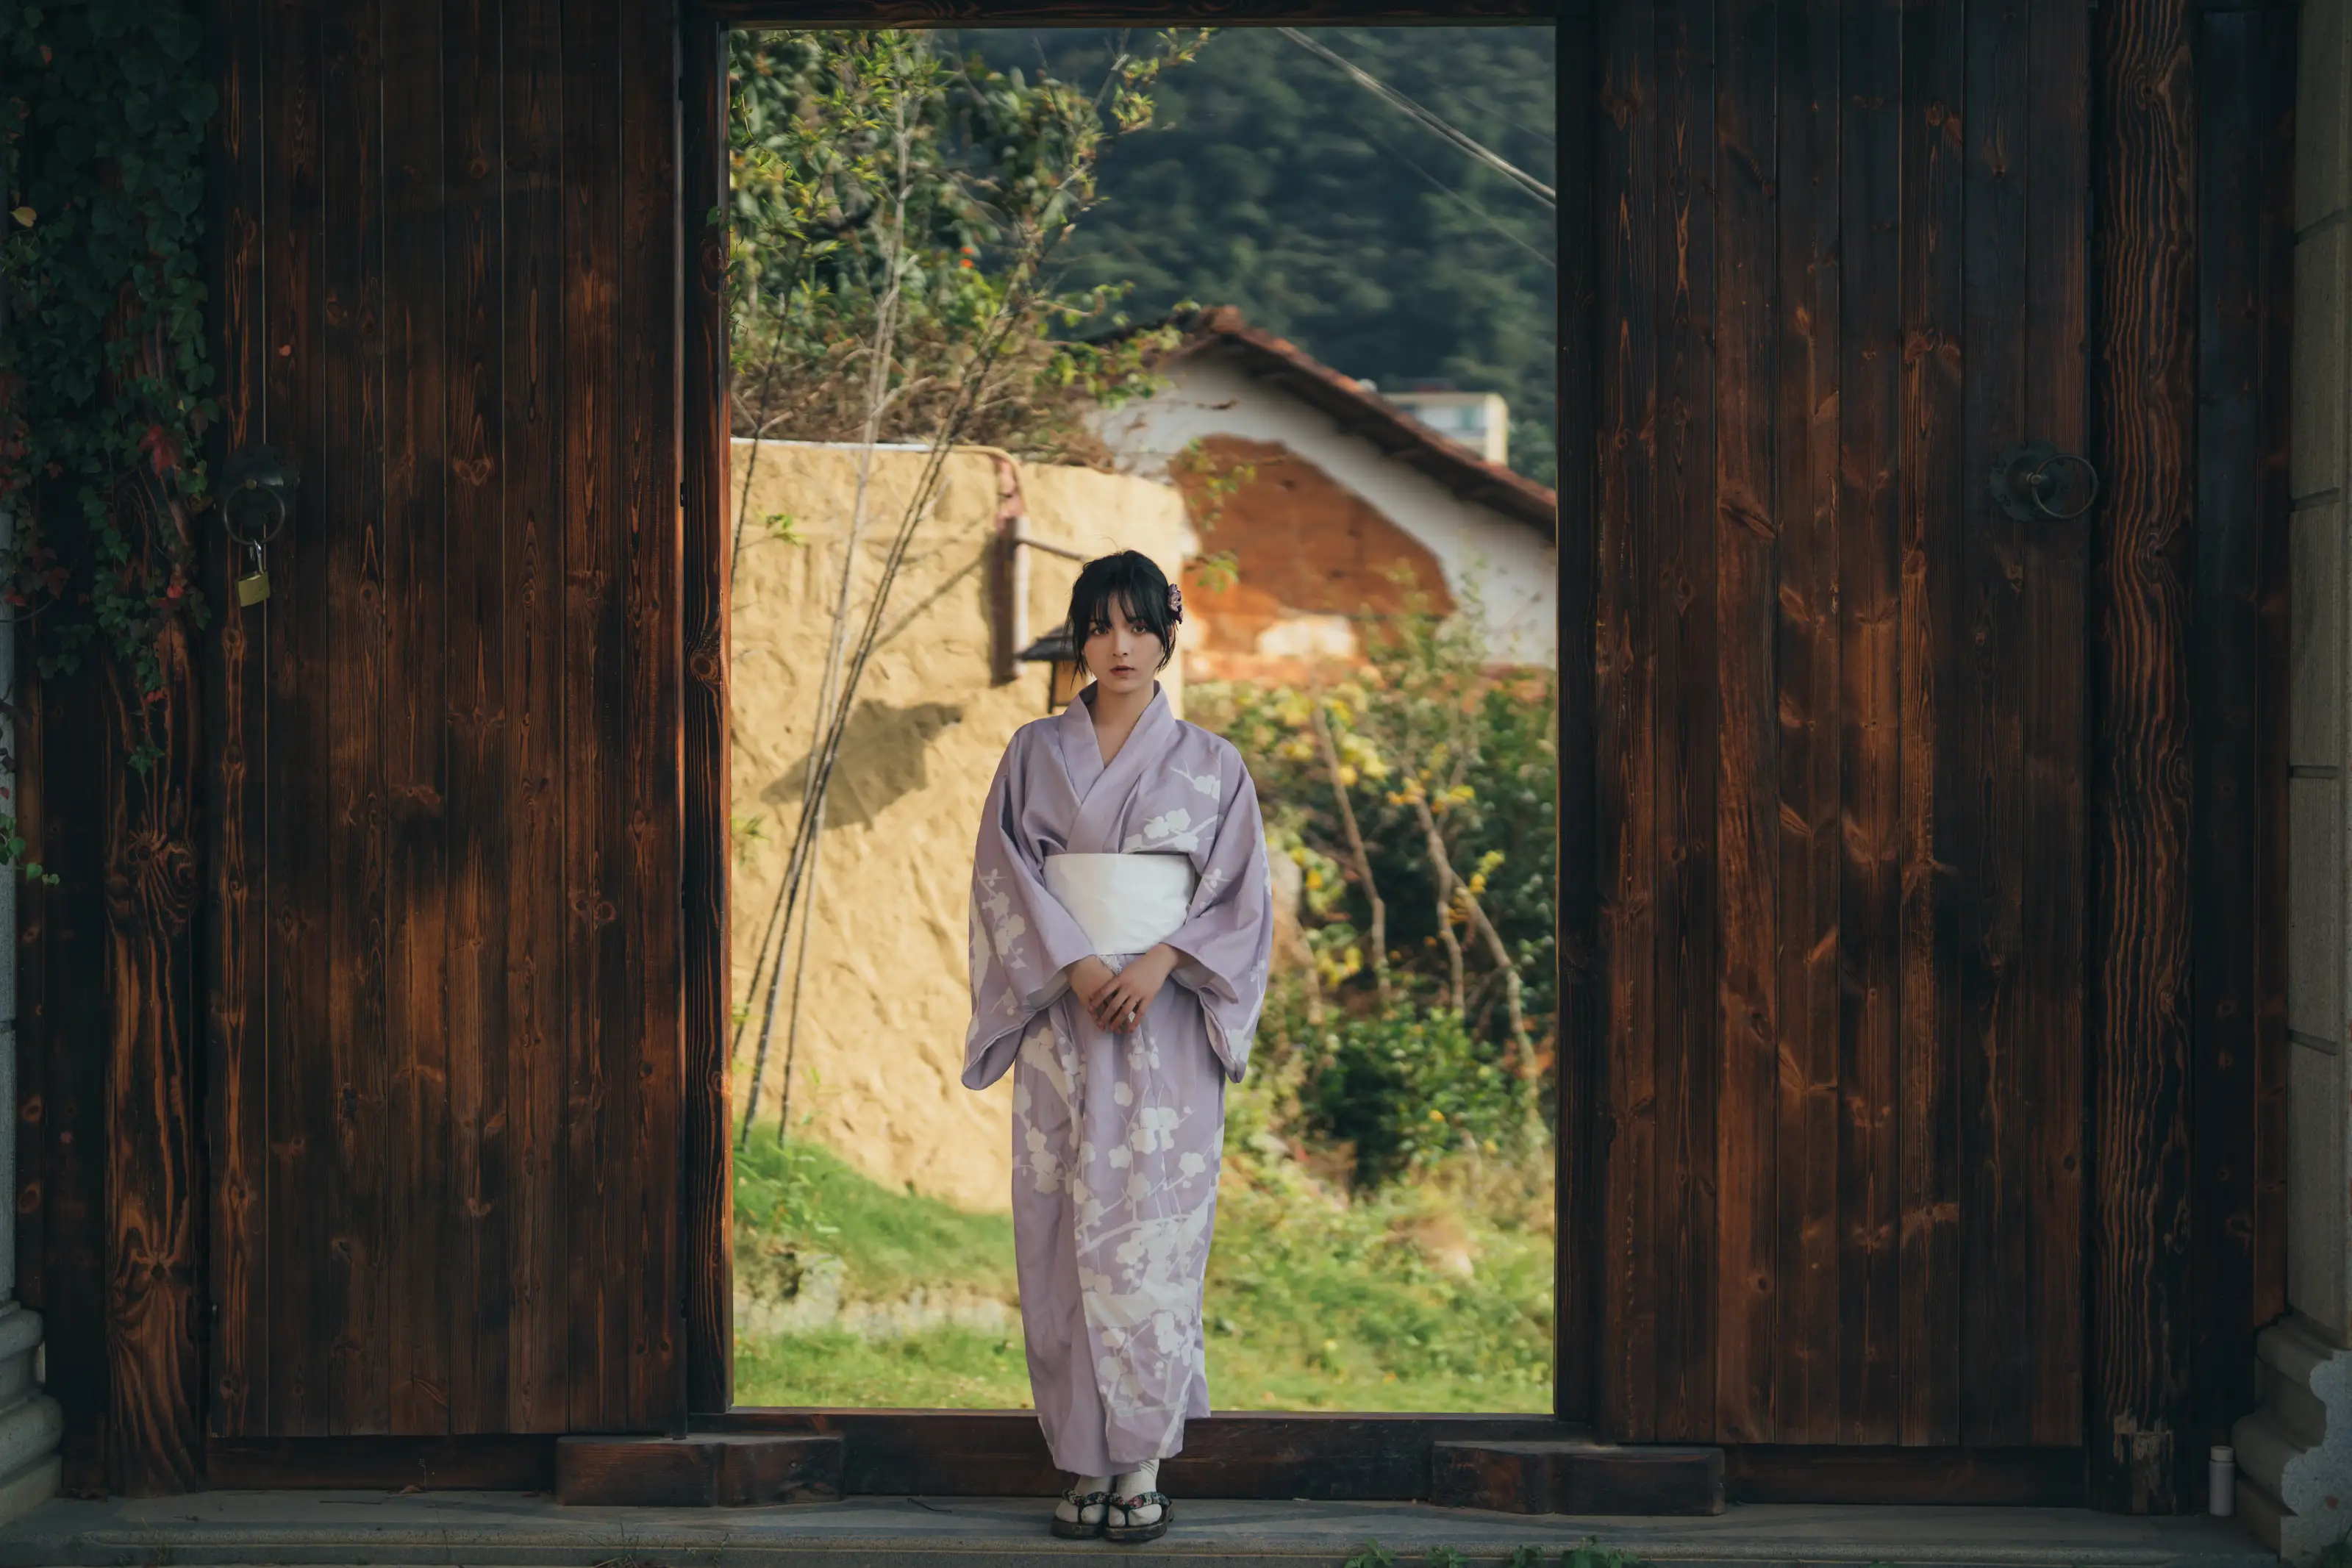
[1720,1445,2084,1506]
[555,1434,845,1506]
[207,1436,558,1490]
[380,0,454,1436]
[1552,0,1600,1431]
[443,0,514,1436]
[1709,0,1778,1450]
[1774,0,1845,1450]
[562,0,632,1436]
[2087,0,2198,1514]
[102,526,207,1494]
[193,0,687,1443]
[1594,0,1661,1445]
[1429,1441,1725,1516]
[2015,0,2088,1451]
[320,0,392,1435]
[1956,0,2035,1448]
[1831,0,1902,1450]
[1651,0,1720,1446]
[618,0,685,1436]
[262,0,326,1439]
[504,0,571,1435]
[1895,0,1965,1449]
[680,9,737,1420]
[204,0,272,1444]
[707,1411,1580,1499]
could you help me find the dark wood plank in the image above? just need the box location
[1720,1445,2085,1507]
[207,1436,558,1490]
[680,7,734,1422]
[555,1435,845,1506]
[2189,2,2292,1492]
[203,0,271,1444]
[1552,0,1600,1431]
[1594,0,1660,1445]
[1770,0,1842,1450]
[442,0,515,1438]
[504,0,571,1436]
[2017,0,2090,1451]
[1651,0,1719,1446]
[101,519,207,1492]
[380,0,454,1438]
[318,0,391,1436]
[709,1411,1579,1499]
[1832,0,1902,1450]
[1430,1441,1724,1516]
[1709,0,1778,1450]
[619,0,685,1436]
[1957,0,2034,1449]
[262,0,327,1439]
[562,0,632,1435]
[2087,0,2198,1514]
[1893,0,1964,1450]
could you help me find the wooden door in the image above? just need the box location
[202,0,685,1437]
[1593,0,2090,1446]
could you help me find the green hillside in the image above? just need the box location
[943,26,1561,487]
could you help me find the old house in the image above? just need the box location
[1098,307,1559,681]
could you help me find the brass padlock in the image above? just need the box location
[235,543,271,606]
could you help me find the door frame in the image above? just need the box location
[674,0,1608,1456]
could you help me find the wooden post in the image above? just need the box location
[2087,0,2198,1515]
[680,7,735,1420]
[101,495,207,1495]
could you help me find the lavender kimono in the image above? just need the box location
[963,687,1273,1475]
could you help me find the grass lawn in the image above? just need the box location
[731,1127,1553,1413]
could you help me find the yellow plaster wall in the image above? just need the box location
[729,440,1193,1211]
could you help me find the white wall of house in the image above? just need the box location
[1097,354,1559,667]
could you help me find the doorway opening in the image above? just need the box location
[709,20,1568,1421]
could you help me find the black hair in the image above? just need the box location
[1066,549,1181,673]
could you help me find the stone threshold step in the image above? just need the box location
[0,1492,2275,1568]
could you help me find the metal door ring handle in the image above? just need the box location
[1989,440,2099,522]
[2028,451,2099,520]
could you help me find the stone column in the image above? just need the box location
[2236,0,2352,1556]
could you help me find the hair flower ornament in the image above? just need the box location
[1167,582,1184,622]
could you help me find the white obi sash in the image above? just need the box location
[1045,851,1198,957]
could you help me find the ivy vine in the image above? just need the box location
[0,0,218,709]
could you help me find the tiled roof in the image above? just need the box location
[1149,306,1559,541]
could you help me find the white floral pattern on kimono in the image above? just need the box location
[963,685,1273,1475]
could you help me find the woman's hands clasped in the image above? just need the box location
[1070,945,1179,1034]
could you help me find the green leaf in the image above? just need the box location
[8,207,32,227]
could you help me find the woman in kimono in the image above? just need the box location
[962,551,1273,1543]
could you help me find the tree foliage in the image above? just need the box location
[726,29,1198,468]
[0,0,217,697]
[945,26,1559,485]
[1190,605,1559,1186]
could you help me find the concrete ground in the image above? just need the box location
[0,1489,2280,1568]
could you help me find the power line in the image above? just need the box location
[1365,123,1556,273]
[1276,27,1555,211]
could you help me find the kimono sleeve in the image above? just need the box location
[962,740,1098,1090]
[1162,761,1276,1083]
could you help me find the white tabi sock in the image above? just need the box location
[1114,1458,1163,1525]
[1055,1474,1112,1528]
